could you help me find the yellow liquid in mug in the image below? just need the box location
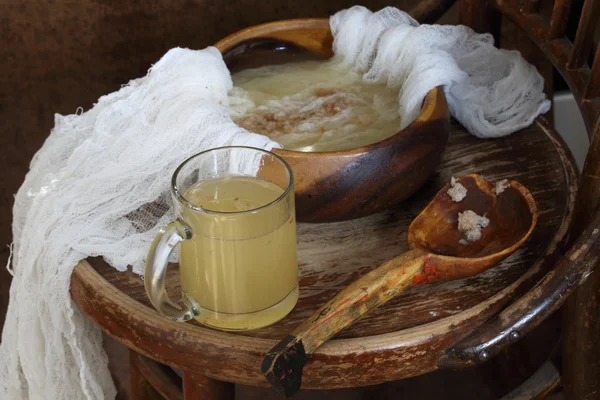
[180,176,298,330]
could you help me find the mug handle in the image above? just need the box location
[144,220,197,322]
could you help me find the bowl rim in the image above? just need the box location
[214,18,446,158]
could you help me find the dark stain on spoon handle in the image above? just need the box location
[261,335,309,398]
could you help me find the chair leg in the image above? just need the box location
[563,268,600,399]
[500,361,561,400]
[130,350,164,400]
[183,371,235,400]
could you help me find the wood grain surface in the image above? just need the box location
[72,116,577,388]
[87,120,570,338]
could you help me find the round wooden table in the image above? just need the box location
[71,117,577,397]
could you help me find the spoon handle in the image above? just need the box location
[262,248,428,397]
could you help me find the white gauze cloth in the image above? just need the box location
[1,6,550,400]
[0,47,279,399]
[330,6,550,138]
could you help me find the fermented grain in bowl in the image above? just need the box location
[228,59,401,152]
[215,19,450,222]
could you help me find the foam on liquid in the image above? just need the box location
[228,59,401,152]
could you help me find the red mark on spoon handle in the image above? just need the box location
[307,288,369,333]
[412,255,437,286]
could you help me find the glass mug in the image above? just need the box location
[145,146,299,331]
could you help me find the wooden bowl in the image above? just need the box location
[215,19,450,222]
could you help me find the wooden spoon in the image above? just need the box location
[261,174,537,397]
